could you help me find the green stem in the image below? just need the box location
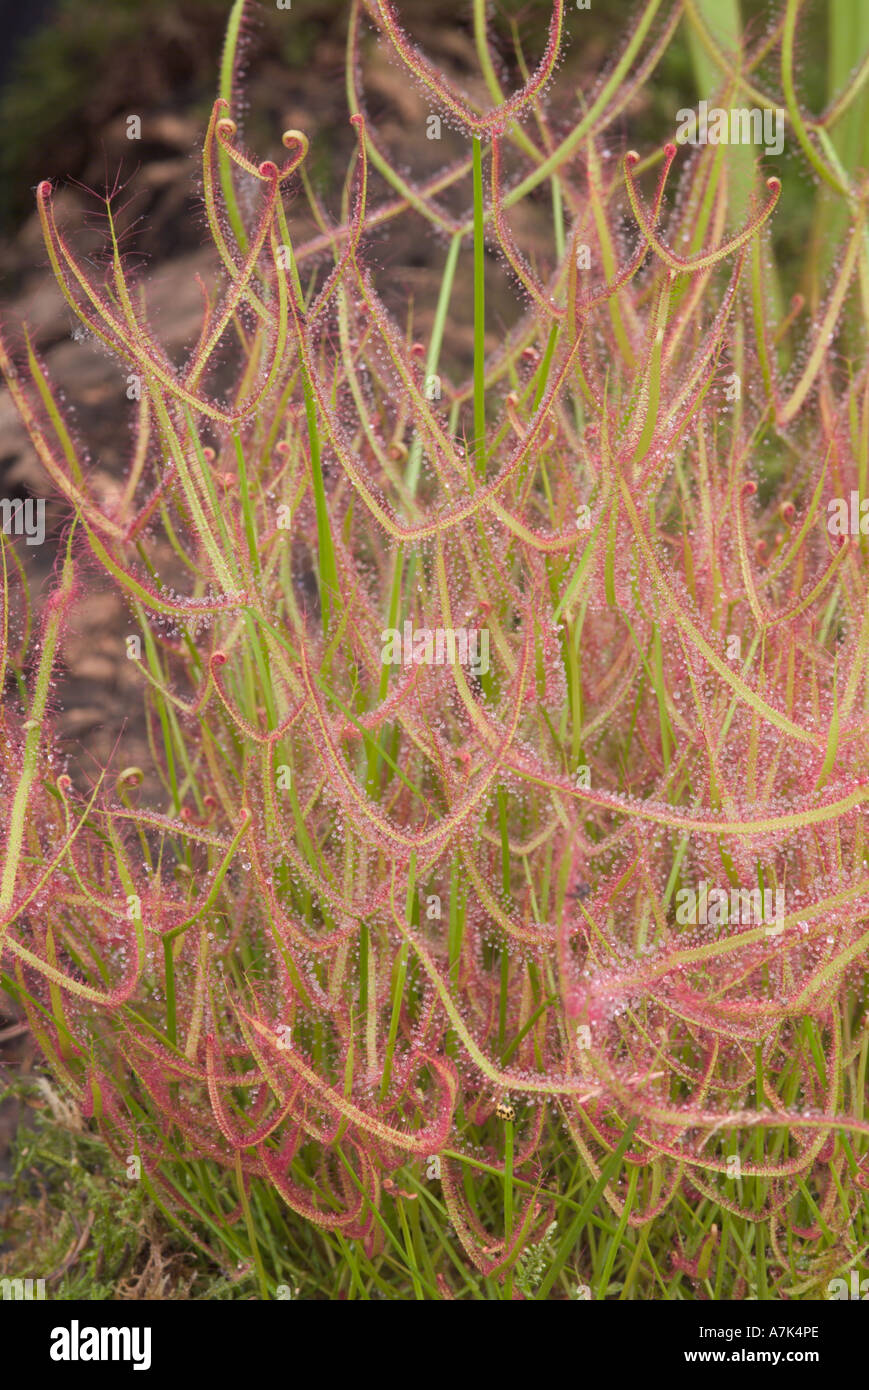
[218,0,250,254]
[472,136,487,473]
[503,1118,514,1300]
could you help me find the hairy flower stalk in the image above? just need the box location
[0,0,867,1298]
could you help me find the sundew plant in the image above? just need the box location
[1,0,869,1301]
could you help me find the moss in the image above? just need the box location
[0,1075,255,1299]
